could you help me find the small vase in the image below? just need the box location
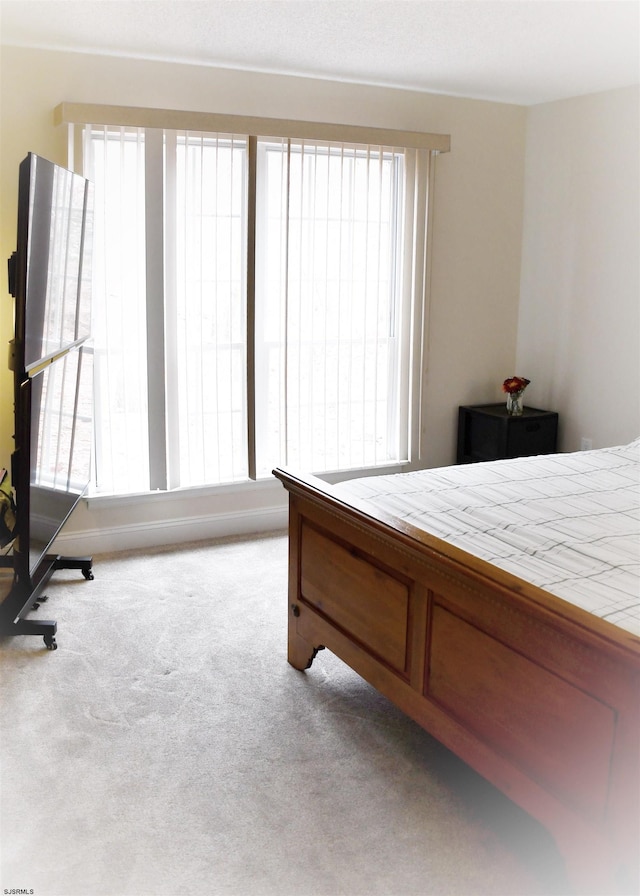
[506,391,524,416]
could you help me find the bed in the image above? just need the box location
[273,440,640,894]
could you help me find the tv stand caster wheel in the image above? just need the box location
[83,569,94,580]
[44,635,57,650]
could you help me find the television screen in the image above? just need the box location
[26,343,93,574]
[18,153,94,373]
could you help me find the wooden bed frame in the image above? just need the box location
[273,467,640,895]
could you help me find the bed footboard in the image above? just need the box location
[275,467,640,895]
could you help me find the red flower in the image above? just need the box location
[502,376,530,394]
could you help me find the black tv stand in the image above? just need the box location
[0,552,93,649]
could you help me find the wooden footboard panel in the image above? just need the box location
[275,468,640,894]
[428,602,616,822]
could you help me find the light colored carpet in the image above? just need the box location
[0,532,571,896]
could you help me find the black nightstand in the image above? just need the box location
[457,404,558,464]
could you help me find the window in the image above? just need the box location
[172,132,248,487]
[72,107,446,496]
[87,127,147,494]
[254,139,410,476]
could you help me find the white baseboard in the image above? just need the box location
[51,505,288,556]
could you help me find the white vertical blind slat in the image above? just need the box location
[282,139,291,465]
[163,130,179,490]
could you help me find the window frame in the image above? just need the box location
[58,103,449,497]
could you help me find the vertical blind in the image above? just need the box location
[171,132,248,486]
[254,139,414,476]
[84,127,149,495]
[74,110,444,496]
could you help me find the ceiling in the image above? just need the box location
[1,0,639,106]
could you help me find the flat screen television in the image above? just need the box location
[7,153,94,584]
[9,152,93,375]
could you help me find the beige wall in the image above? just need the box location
[1,46,528,549]
[517,86,640,451]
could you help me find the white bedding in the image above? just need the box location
[334,439,640,636]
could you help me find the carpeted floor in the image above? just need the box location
[0,532,572,896]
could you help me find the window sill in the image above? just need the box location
[84,461,413,510]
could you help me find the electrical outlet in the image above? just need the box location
[581,437,593,451]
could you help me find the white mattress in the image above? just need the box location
[334,439,640,637]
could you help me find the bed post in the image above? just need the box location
[288,612,324,670]
[286,495,324,671]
